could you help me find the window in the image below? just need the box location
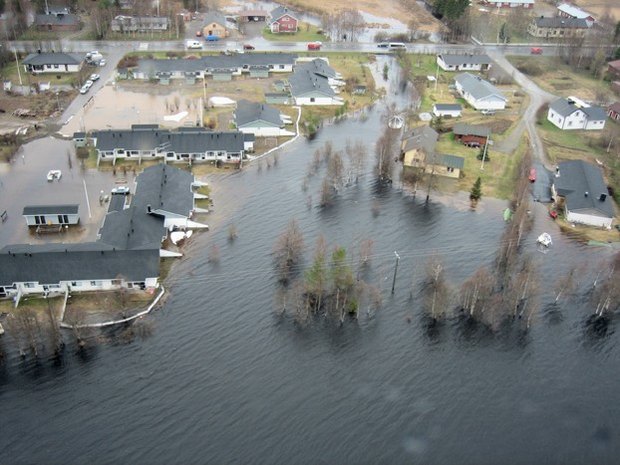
[90,281,97,286]
[111,279,122,286]
[279,65,284,69]
[24,282,35,288]
[447,166,454,173]
[310,98,315,103]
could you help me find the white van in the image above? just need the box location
[388,42,407,50]
[186,40,203,49]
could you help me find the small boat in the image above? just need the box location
[46,170,62,182]
[537,232,552,247]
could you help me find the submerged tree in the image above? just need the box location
[273,219,305,285]
[375,126,396,183]
[423,256,449,321]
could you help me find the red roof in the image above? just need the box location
[608,102,620,113]
[608,60,620,71]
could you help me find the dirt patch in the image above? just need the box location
[63,289,156,326]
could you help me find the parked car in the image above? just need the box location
[205,35,219,41]
[481,109,495,116]
[79,85,89,94]
[85,80,93,88]
[111,186,130,195]
[530,47,543,55]
[90,73,100,81]
[377,42,389,48]
[528,168,536,183]
[196,30,203,37]
[307,41,321,50]
[99,59,106,67]
[186,40,203,49]
[243,44,255,50]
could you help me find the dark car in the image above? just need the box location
[528,168,536,183]
[243,44,255,50]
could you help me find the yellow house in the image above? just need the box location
[401,126,464,179]
[202,12,229,38]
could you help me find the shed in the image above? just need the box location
[23,204,80,226]
[265,92,290,105]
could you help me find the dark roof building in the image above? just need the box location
[34,12,80,30]
[22,205,78,216]
[534,17,589,28]
[288,69,335,98]
[453,123,491,138]
[401,126,438,155]
[132,164,195,218]
[235,100,282,127]
[22,52,82,67]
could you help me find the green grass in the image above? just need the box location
[262,22,327,42]
[0,61,78,86]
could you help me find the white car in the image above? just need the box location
[99,59,106,67]
[85,80,93,88]
[90,73,100,81]
[111,186,130,195]
[79,85,89,94]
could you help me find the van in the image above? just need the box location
[186,40,202,49]
[388,42,407,50]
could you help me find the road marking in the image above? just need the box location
[82,178,92,218]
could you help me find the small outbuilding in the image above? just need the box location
[433,103,462,118]
[23,204,80,227]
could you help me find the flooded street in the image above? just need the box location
[1,57,620,465]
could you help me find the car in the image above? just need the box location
[530,47,543,55]
[377,42,389,48]
[529,168,536,183]
[79,85,89,94]
[111,186,130,195]
[196,30,203,37]
[481,109,495,116]
[89,73,100,81]
[85,80,93,88]
[99,59,106,67]
[243,44,255,50]
[307,41,321,50]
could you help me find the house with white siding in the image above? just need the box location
[552,160,615,228]
[454,73,506,111]
[22,205,79,227]
[432,103,462,118]
[234,100,294,137]
[288,68,343,105]
[436,54,492,72]
[547,97,606,130]
[22,52,83,74]
[483,0,534,8]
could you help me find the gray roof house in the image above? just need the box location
[433,103,462,117]
[401,126,463,179]
[437,54,492,71]
[552,160,615,228]
[22,52,83,74]
[401,126,439,156]
[528,17,589,37]
[288,69,343,105]
[454,73,506,111]
[22,204,80,227]
[547,97,607,130]
[234,100,294,137]
[91,125,249,164]
[34,12,80,31]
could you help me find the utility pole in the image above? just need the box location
[480,136,489,171]
[391,251,400,294]
[13,48,22,86]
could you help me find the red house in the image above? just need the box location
[608,102,620,122]
[452,123,491,147]
[269,6,298,33]
[608,60,620,81]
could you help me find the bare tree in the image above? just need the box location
[458,266,495,323]
[423,256,449,321]
[375,126,396,182]
[273,219,305,284]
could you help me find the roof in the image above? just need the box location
[455,73,506,102]
[99,206,166,250]
[557,3,592,19]
[440,154,465,170]
[35,13,79,26]
[608,60,620,71]
[73,131,86,138]
[92,127,246,154]
[554,160,614,217]
[608,102,620,113]
[235,100,282,127]
[23,205,78,216]
[433,103,462,111]
[533,17,589,28]
[203,11,228,26]
[485,0,533,3]
[270,6,297,21]
[0,245,160,285]
[453,123,490,137]
[401,125,438,154]
[135,53,298,77]
[549,98,605,120]
[236,9,268,17]
[296,59,337,79]
[438,54,492,66]
[288,69,335,98]
[22,52,83,66]
[132,164,195,217]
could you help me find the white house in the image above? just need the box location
[296,58,345,88]
[557,3,595,24]
[483,0,534,8]
[22,52,83,74]
[552,160,614,228]
[288,68,344,105]
[22,205,79,227]
[436,54,492,72]
[454,73,507,111]
[432,103,462,118]
[234,100,295,137]
[547,97,606,131]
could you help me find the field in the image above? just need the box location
[572,0,620,20]
[262,22,327,43]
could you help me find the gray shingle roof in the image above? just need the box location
[401,125,438,154]
[132,164,195,218]
[22,52,82,66]
[35,13,79,26]
[288,69,335,97]
[296,59,337,79]
[270,6,297,21]
[99,206,166,250]
[453,123,490,137]
[235,100,282,127]
[555,160,614,217]
[440,154,464,170]
[92,127,246,154]
[136,53,298,77]
[0,245,160,285]
[434,103,462,111]
[550,98,606,121]
[534,17,589,28]
[583,106,607,121]
[22,205,78,215]
[203,11,228,27]
[438,54,491,66]
[455,73,506,102]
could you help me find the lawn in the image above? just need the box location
[536,119,601,163]
[0,60,77,86]
[262,22,327,43]
[507,55,613,102]
[435,131,522,200]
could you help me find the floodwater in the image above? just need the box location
[1,57,620,465]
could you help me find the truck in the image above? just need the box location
[86,51,103,64]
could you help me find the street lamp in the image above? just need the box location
[55,92,60,112]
